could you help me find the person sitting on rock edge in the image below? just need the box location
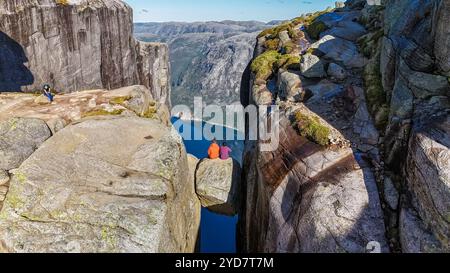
[220,142,232,160]
[43,84,54,102]
[207,138,220,159]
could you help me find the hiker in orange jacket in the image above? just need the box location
[208,138,220,159]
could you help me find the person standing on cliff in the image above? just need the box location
[207,138,220,159]
[219,142,232,160]
[42,84,54,102]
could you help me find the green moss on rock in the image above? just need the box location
[282,41,297,54]
[141,106,157,119]
[109,96,132,105]
[294,112,330,146]
[364,54,389,131]
[251,50,282,80]
[306,20,329,40]
[276,54,301,70]
[264,38,280,50]
[82,109,124,118]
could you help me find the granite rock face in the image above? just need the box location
[241,116,388,253]
[0,117,52,171]
[0,0,170,106]
[0,116,200,253]
[403,117,450,251]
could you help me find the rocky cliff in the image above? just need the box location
[0,0,170,106]
[0,86,200,253]
[240,0,449,253]
[135,21,277,106]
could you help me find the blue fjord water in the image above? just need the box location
[171,117,244,253]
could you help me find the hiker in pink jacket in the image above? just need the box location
[219,142,232,160]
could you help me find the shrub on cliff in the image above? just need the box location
[294,112,330,146]
[251,50,281,80]
[276,54,301,70]
[264,38,280,50]
[306,20,329,40]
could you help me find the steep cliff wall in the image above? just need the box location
[0,0,170,106]
[377,0,450,252]
[240,0,449,253]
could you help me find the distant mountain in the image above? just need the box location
[134,21,277,107]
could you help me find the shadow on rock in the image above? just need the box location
[0,32,34,91]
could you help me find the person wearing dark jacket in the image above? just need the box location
[42,84,54,102]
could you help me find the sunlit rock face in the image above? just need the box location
[0,116,200,253]
[0,0,170,107]
[240,0,450,253]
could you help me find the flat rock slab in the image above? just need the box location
[0,117,52,171]
[195,158,241,216]
[311,35,367,68]
[0,116,200,253]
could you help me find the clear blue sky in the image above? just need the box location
[124,0,336,22]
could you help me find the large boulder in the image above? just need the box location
[195,158,241,216]
[320,21,367,41]
[398,59,449,99]
[277,70,304,102]
[327,63,347,81]
[311,35,367,68]
[300,54,326,78]
[0,116,201,253]
[305,80,344,102]
[0,118,52,171]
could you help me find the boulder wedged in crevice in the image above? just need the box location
[195,158,241,216]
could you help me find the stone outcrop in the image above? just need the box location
[403,116,450,251]
[311,35,367,68]
[0,0,170,106]
[241,115,388,253]
[0,116,200,253]
[0,85,194,253]
[195,158,241,216]
[356,0,450,252]
[0,85,170,127]
[240,0,447,253]
[0,117,52,171]
[277,70,304,102]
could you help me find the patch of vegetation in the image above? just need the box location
[276,54,301,70]
[358,29,384,58]
[264,38,280,50]
[55,0,69,6]
[294,112,330,146]
[82,109,124,118]
[257,28,275,38]
[374,105,390,130]
[141,106,157,119]
[306,20,329,40]
[258,21,299,40]
[109,96,132,105]
[364,56,388,130]
[282,41,297,54]
[250,50,282,80]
